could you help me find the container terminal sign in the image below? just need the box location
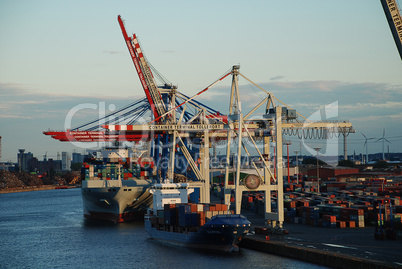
[381,0,402,60]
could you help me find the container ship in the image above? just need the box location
[81,147,155,223]
[144,182,251,252]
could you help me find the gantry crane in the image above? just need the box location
[44,16,355,229]
[381,0,402,60]
[104,63,354,229]
[117,15,168,121]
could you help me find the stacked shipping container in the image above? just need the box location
[150,203,231,231]
[82,157,154,180]
[238,188,402,233]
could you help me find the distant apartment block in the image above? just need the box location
[62,152,71,171]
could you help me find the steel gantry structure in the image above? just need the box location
[44,16,354,228]
[103,63,353,228]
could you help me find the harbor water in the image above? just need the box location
[0,188,326,268]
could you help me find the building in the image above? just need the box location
[17,149,34,172]
[72,152,84,164]
[0,162,16,172]
[61,152,71,171]
[38,159,62,173]
[307,167,359,181]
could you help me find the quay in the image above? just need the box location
[210,186,402,268]
[0,185,75,194]
[240,214,401,269]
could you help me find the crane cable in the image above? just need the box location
[150,68,232,123]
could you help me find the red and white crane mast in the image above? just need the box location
[117,15,166,121]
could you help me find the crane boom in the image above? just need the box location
[117,15,166,120]
[131,33,167,117]
[381,0,402,60]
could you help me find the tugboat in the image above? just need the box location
[144,181,251,252]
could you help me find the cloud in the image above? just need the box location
[267,80,347,93]
[103,50,123,55]
[195,80,402,130]
[341,101,402,111]
[0,83,144,122]
[7,100,48,105]
[1,79,401,160]
[270,75,285,81]
[0,115,33,119]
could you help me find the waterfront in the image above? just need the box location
[0,188,325,269]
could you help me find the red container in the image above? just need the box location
[164,204,176,210]
[336,221,346,228]
[340,208,351,220]
[198,212,205,226]
[350,208,364,216]
[323,215,336,222]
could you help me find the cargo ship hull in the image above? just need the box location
[82,179,153,223]
[145,214,250,252]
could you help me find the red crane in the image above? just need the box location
[117,15,167,121]
[43,16,226,143]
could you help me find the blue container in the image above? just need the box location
[191,213,198,226]
[322,221,337,228]
[185,214,192,226]
[179,214,186,226]
[164,210,176,225]
[178,204,191,215]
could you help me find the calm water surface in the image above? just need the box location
[0,188,326,268]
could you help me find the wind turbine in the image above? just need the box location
[376,129,391,160]
[361,132,375,164]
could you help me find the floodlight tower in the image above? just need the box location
[294,150,299,185]
[284,141,292,184]
[314,147,321,193]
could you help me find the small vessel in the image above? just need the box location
[81,147,155,223]
[144,181,251,252]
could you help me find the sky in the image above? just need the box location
[1,0,402,162]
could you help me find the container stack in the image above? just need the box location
[137,157,154,179]
[340,208,364,228]
[154,203,230,229]
[322,215,337,228]
[82,157,154,180]
[301,206,320,226]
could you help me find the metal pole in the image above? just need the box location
[294,150,299,185]
[314,147,321,193]
[287,144,290,184]
[284,141,292,184]
[275,107,284,227]
[343,132,347,160]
